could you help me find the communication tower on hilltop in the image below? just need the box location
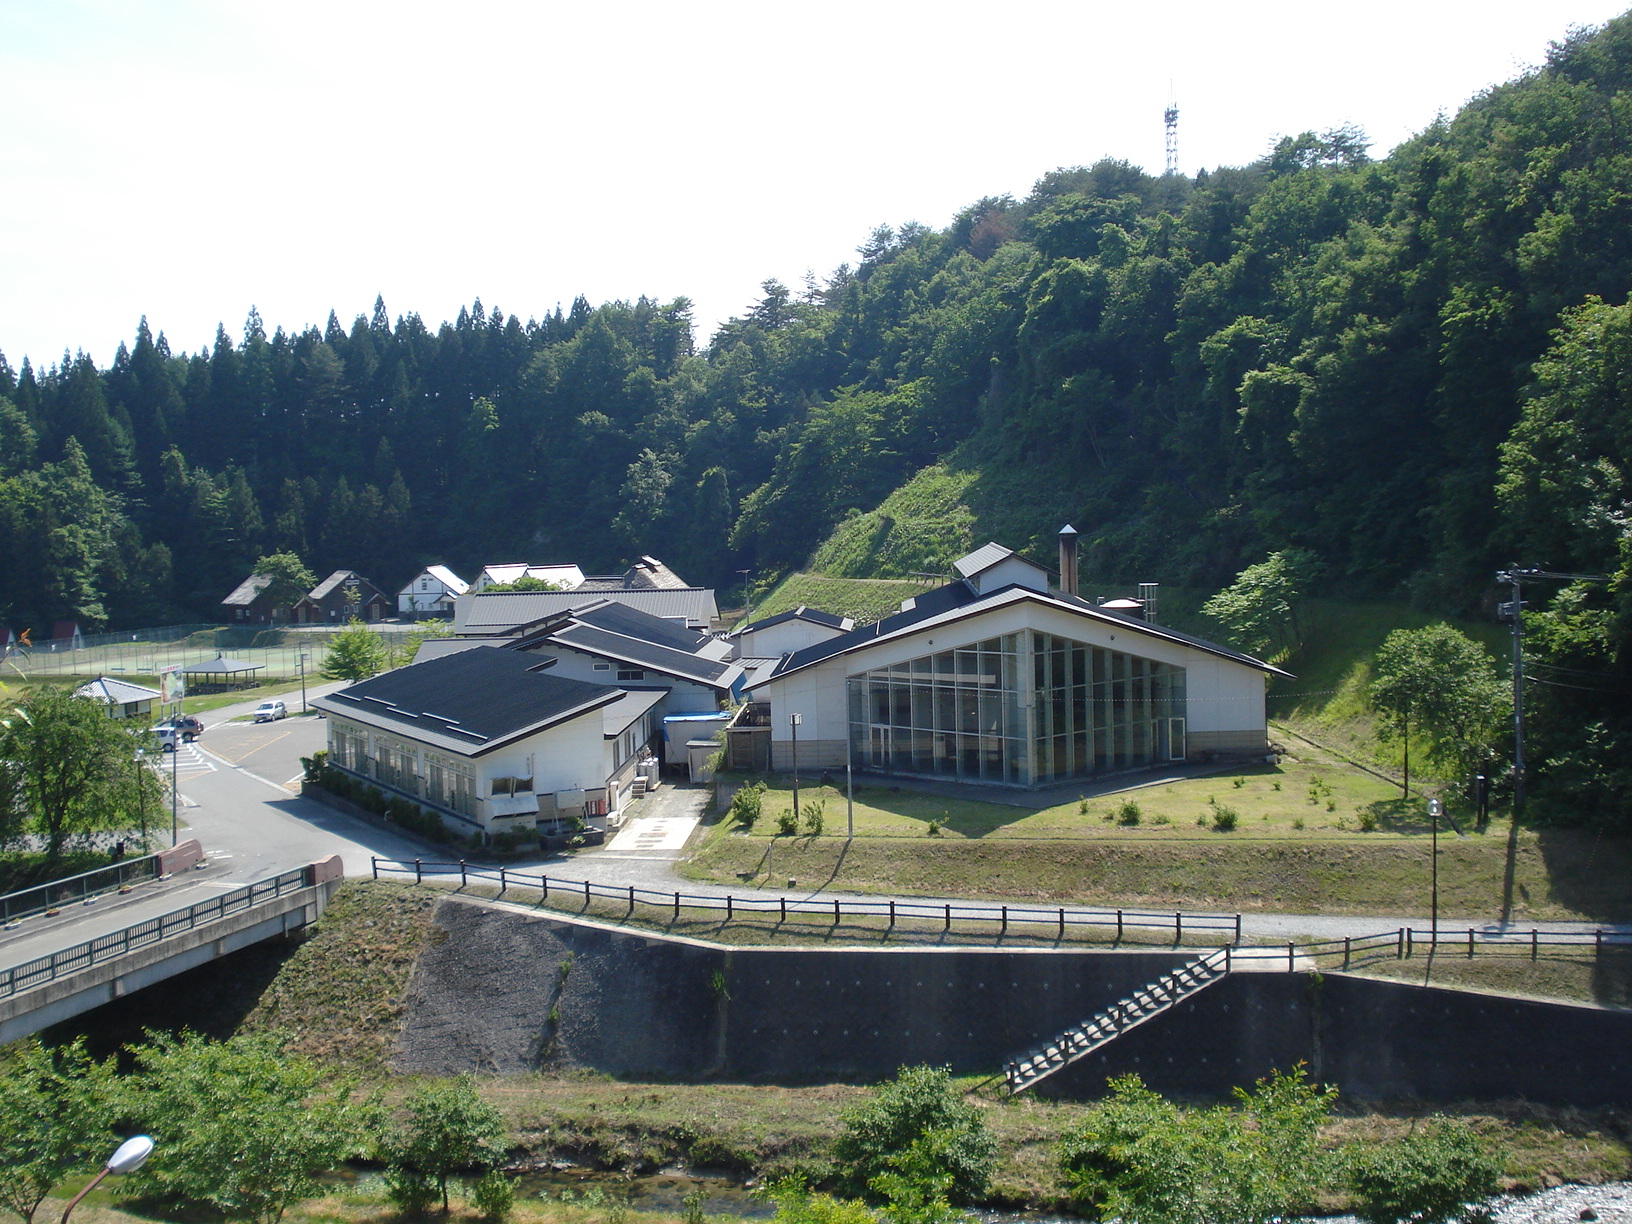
[1164,92,1179,176]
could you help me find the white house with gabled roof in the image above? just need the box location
[399,565,469,617]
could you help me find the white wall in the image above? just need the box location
[757,595,1269,763]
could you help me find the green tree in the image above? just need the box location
[1369,625,1509,794]
[386,1075,507,1215]
[319,619,389,682]
[831,1066,995,1205]
[1058,1068,1337,1224]
[1344,1119,1502,1224]
[123,1031,376,1224]
[0,686,147,867]
[252,550,316,611]
[1200,550,1320,659]
[0,1039,119,1224]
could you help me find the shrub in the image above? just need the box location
[830,1065,995,1205]
[777,808,798,836]
[385,1075,507,1215]
[1116,800,1142,826]
[473,1169,517,1222]
[1059,1069,1336,1224]
[1210,802,1239,832]
[1357,809,1379,832]
[926,819,941,837]
[1344,1119,1501,1224]
[802,800,825,836]
[730,782,766,828]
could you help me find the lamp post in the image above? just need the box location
[738,569,754,629]
[789,712,802,821]
[61,1136,153,1224]
[1428,796,1442,948]
[133,749,148,849]
[170,728,179,848]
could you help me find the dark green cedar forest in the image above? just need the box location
[6,16,1632,822]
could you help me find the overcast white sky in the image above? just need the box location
[1,1,1627,371]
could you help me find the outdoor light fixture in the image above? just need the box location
[61,1136,154,1224]
[790,712,802,817]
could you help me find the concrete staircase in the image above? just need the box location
[1004,946,1232,1095]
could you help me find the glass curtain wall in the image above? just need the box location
[846,630,1186,786]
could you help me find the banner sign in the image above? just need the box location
[159,664,185,705]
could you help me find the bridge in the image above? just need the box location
[0,849,344,1044]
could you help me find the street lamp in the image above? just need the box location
[1428,796,1443,948]
[789,712,802,820]
[299,651,309,714]
[738,569,754,629]
[61,1136,153,1224]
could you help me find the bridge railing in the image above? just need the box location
[1,854,168,926]
[0,865,314,1000]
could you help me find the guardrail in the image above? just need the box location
[371,857,1632,961]
[2,854,167,926]
[0,865,314,1000]
[371,856,1245,941]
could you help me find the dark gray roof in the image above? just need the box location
[315,648,621,757]
[184,656,264,675]
[732,605,852,636]
[541,623,739,687]
[456,588,719,634]
[222,574,272,606]
[569,600,711,653]
[771,582,1289,682]
[308,570,385,601]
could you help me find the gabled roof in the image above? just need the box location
[769,582,1289,683]
[542,623,742,688]
[425,565,468,594]
[953,542,1015,578]
[477,563,585,589]
[315,648,621,757]
[455,588,720,634]
[624,555,689,590]
[222,573,272,606]
[731,605,854,636]
[76,676,160,704]
[307,570,387,601]
[184,655,264,676]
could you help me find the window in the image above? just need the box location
[593,662,611,671]
[617,669,645,681]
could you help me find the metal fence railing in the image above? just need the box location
[0,865,314,1000]
[369,858,1632,962]
[0,854,168,926]
[4,621,422,682]
[370,857,1246,942]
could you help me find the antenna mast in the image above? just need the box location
[1163,86,1179,176]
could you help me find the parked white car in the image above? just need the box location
[253,700,288,723]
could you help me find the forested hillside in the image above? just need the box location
[6,15,1632,816]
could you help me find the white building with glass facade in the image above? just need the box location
[749,542,1284,788]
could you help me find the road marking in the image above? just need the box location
[196,745,301,795]
[206,726,294,764]
[610,817,696,852]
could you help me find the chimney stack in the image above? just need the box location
[1058,524,1080,597]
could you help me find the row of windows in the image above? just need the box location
[847,631,1187,786]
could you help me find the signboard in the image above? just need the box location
[159,663,185,705]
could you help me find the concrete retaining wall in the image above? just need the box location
[395,899,1632,1104]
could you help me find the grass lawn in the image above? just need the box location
[685,739,1632,921]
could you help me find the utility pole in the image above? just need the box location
[1496,567,1608,815]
